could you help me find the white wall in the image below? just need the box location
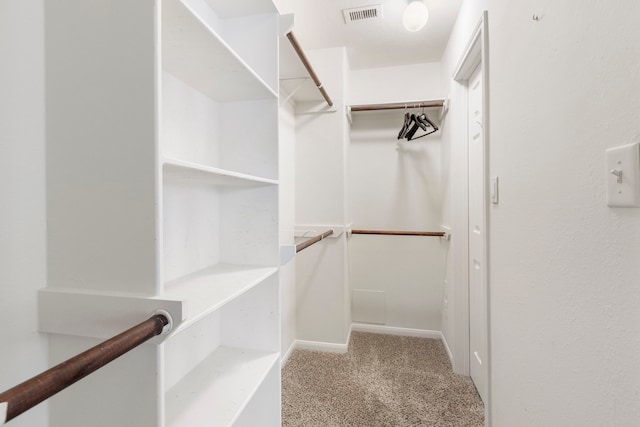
[279,99,296,360]
[350,62,442,105]
[295,50,347,226]
[348,63,446,332]
[295,238,349,344]
[349,112,443,230]
[295,47,351,345]
[0,0,49,425]
[349,110,445,331]
[488,1,640,425]
[349,235,445,330]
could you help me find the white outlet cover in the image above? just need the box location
[606,142,640,207]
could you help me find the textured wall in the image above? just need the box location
[0,0,49,425]
[489,1,640,425]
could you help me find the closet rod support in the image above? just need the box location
[281,78,310,106]
[286,32,334,107]
[296,229,334,253]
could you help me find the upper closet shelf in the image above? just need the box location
[163,0,278,101]
[163,158,278,186]
[160,264,278,334]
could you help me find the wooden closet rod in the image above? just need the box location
[351,229,445,237]
[296,229,334,253]
[0,314,169,423]
[286,32,334,107]
[350,100,444,112]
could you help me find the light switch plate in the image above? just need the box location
[606,142,640,207]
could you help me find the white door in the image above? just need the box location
[468,63,487,403]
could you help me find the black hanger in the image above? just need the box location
[414,108,428,131]
[397,111,411,139]
[407,105,439,141]
[409,113,438,140]
[397,104,439,141]
[405,113,421,140]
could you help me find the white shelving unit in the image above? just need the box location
[43,0,281,425]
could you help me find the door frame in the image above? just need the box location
[450,10,491,425]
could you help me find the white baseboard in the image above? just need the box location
[294,339,349,353]
[286,325,353,356]
[280,341,297,368]
[351,323,442,340]
[283,324,446,361]
[441,333,454,365]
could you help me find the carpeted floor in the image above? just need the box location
[281,332,484,427]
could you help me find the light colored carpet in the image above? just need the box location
[282,332,484,427]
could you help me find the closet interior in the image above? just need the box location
[7,0,462,424]
[280,25,450,366]
[8,1,639,426]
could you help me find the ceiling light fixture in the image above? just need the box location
[402,0,429,32]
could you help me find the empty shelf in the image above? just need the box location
[166,346,279,427]
[162,0,277,101]
[160,264,278,332]
[163,158,278,186]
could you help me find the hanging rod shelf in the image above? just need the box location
[0,313,171,424]
[284,32,333,107]
[350,100,444,112]
[296,229,334,253]
[351,229,446,237]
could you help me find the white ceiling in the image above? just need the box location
[287,0,463,70]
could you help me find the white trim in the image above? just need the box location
[285,324,448,359]
[451,10,491,426]
[0,401,6,424]
[449,13,488,378]
[287,324,353,355]
[279,244,296,265]
[294,224,346,239]
[280,341,296,368]
[351,323,442,340]
[451,11,488,376]
[441,332,454,365]
[294,339,349,353]
[450,73,470,376]
[453,20,483,80]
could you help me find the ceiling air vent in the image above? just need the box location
[342,4,383,24]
